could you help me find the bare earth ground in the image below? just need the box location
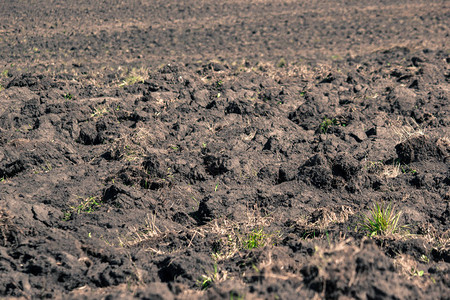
[0,0,449,299]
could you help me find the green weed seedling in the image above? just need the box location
[420,255,430,263]
[143,179,151,189]
[411,268,424,277]
[320,117,348,133]
[331,54,343,61]
[277,57,287,68]
[245,228,267,250]
[91,106,108,118]
[401,165,417,174]
[198,264,219,290]
[320,117,337,133]
[63,93,73,100]
[359,202,406,236]
[63,196,102,221]
[214,182,219,192]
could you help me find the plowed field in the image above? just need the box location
[0,1,449,299]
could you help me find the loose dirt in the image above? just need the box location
[0,0,449,299]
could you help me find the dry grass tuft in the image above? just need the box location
[390,118,425,143]
[295,205,355,231]
[420,223,450,252]
[205,205,279,261]
[117,66,148,87]
[381,162,402,178]
[118,213,162,248]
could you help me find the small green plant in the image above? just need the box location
[411,268,424,277]
[63,196,101,221]
[211,224,281,262]
[359,202,405,236]
[143,179,150,189]
[319,117,348,133]
[214,182,219,192]
[331,54,342,61]
[63,93,73,100]
[320,117,337,133]
[166,168,174,179]
[91,106,108,118]
[277,57,287,68]
[76,196,101,213]
[0,84,4,92]
[245,228,267,250]
[198,264,219,290]
[400,165,417,174]
[420,255,430,263]
[1,69,8,77]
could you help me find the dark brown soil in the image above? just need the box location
[0,0,449,299]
